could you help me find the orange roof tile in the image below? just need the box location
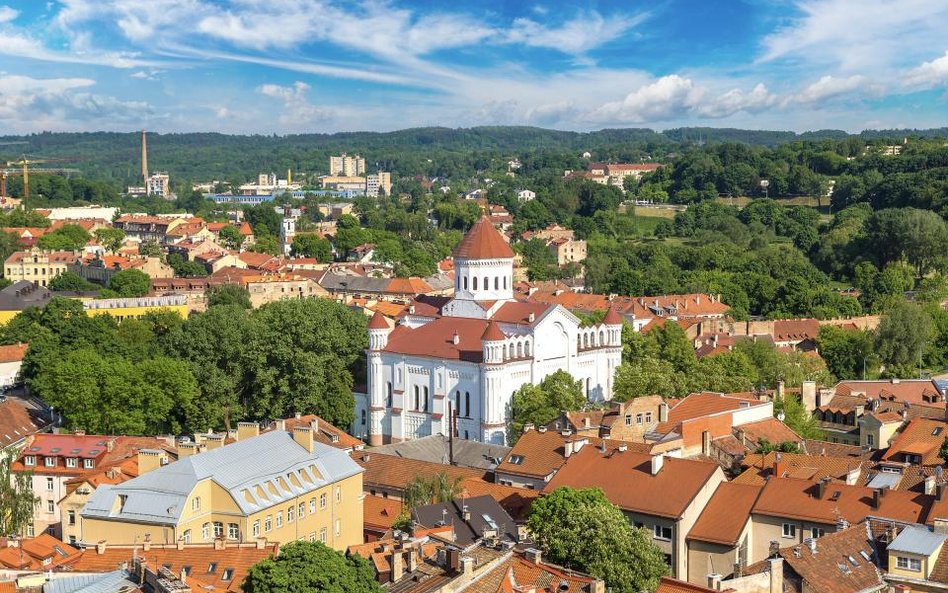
[544,448,721,519]
[482,320,505,341]
[363,494,403,531]
[735,451,869,486]
[453,216,515,259]
[688,482,762,545]
[0,399,47,449]
[368,311,390,329]
[656,576,722,593]
[881,417,948,466]
[0,342,27,363]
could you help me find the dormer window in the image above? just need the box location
[44,457,56,467]
[65,458,77,468]
[24,455,35,466]
[83,459,94,469]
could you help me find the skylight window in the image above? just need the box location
[509,455,525,465]
[848,555,859,567]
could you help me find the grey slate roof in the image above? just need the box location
[888,524,948,556]
[412,495,517,547]
[82,431,363,525]
[371,434,510,471]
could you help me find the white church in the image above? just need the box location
[357,216,622,446]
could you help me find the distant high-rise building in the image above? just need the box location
[366,172,392,197]
[329,154,366,177]
[148,172,171,198]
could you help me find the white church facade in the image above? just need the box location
[356,216,622,446]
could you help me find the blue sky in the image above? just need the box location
[0,0,946,134]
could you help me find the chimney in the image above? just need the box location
[816,477,830,499]
[926,475,937,496]
[934,518,948,535]
[177,442,198,458]
[180,567,187,585]
[574,438,587,453]
[293,426,315,453]
[408,548,418,572]
[564,440,574,458]
[275,419,286,431]
[768,558,784,593]
[452,332,460,345]
[461,556,473,578]
[310,418,319,432]
[204,434,224,450]
[236,422,259,441]
[96,540,107,555]
[392,550,405,583]
[805,538,817,554]
[106,439,115,452]
[524,547,542,565]
[701,430,712,456]
[523,423,535,433]
[707,574,722,590]
[617,443,627,452]
[142,536,151,552]
[845,466,860,486]
[776,380,785,398]
[651,453,664,475]
[137,449,165,474]
[659,402,669,423]
[872,487,886,509]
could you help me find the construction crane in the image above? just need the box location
[4,157,80,199]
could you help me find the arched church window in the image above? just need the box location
[463,276,468,290]
[386,382,393,407]
[524,341,531,356]
[413,385,420,410]
[455,390,461,415]
[473,276,478,290]
[494,277,499,290]
[465,392,471,417]
[483,276,488,290]
[516,342,523,358]
[423,386,429,412]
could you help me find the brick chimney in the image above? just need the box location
[768,558,784,593]
[391,548,404,582]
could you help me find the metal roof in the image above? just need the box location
[44,569,137,593]
[371,434,510,471]
[867,472,903,490]
[888,525,948,556]
[82,431,363,525]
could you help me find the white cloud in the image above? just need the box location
[0,28,158,68]
[760,0,948,73]
[0,74,152,132]
[697,83,778,118]
[903,51,948,89]
[0,5,18,23]
[788,75,874,104]
[506,10,648,54]
[588,75,705,123]
[257,81,331,125]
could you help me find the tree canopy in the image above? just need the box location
[242,541,382,593]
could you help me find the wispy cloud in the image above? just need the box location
[257,81,332,126]
[506,10,649,54]
[786,75,877,105]
[0,5,18,23]
[903,51,948,90]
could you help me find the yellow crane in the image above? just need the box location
[4,157,80,199]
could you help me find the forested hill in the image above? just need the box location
[2,126,947,186]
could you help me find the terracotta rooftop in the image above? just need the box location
[58,542,278,592]
[482,320,505,341]
[835,379,944,408]
[736,417,802,447]
[881,417,948,466]
[656,576,724,593]
[688,482,762,545]
[544,448,721,519]
[654,391,767,435]
[497,428,647,480]
[0,534,79,570]
[735,451,869,486]
[453,216,515,260]
[0,398,47,449]
[272,414,364,451]
[362,494,403,533]
[752,476,933,525]
[368,311,390,329]
[773,318,821,342]
[463,549,599,593]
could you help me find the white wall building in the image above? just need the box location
[517,189,536,202]
[357,216,622,446]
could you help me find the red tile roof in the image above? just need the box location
[363,494,403,533]
[383,317,490,362]
[752,477,932,525]
[482,320,505,341]
[656,576,722,593]
[654,392,767,435]
[368,311,390,329]
[687,482,762,545]
[835,379,944,408]
[602,307,623,325]
[544,448,722,519]
[0,342,27,363]
[453,216,515,259]
[735,451,869,486]
[881,417,948,466]
[0,399,47,449]
[773,319,821,342]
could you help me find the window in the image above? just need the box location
[782,523,796,538]
[625,414,632,426]
[207,563,217,574]
[46,477,54,491]
[65,457,77,468]
[182,530,191,543]
[897,557,921,572]
[309,498,316,513]
[473,276,478,290]
[24,455,35,466]
[264,515,272,532]
[44,457,56,467]
[83,459,94,469]
[252,521,260,537]
[645,412,652,423]
[228,523,239,540]
[335,518,341,536]
[287,506,295,522]
[298,502,305,518]
[320,527,327,543]
[320,493,327,509]
[202,522,211,541]
[27,524,34,537]
[214,522,224,538]
[361,410,366,426]
[192,497,201,511]
[276,512,283,528]
[423,386,429,412]
[67,510,76,525]
[465,392,471,417]
[867,434,875,446]
[47,500,54,513]
[386,382,393,407]
[811,527,825,539]
[414,385,420,410]
[69,536,77,545]
[636,413,643,424]
[222,569,234,581]
[653,525,672,540]
[336,486,341,503]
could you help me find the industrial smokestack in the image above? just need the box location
[141,129,149,194]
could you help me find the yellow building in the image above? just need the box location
[82,295,189,321]
[79,427,365,550]
[4,250,78,287]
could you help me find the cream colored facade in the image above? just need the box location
[80,430,364,551]
[4,250,77,287]
[859,414,902,449]
[686,521,752,583]
[245,277,329,308]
